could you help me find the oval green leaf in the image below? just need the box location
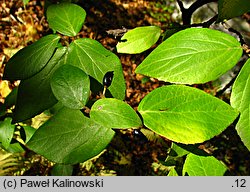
[138,85,238,144]
[27,108,115,164]
[47,3,86,36]
[3,34,60,81]
[218,0,250,22]
[183,153,227,176]
[90,98,142,129]
[117,26,161,54]
[12,47,67,123]
[231,58,250,151]
[51,65,90,109]
[67,38,126,100]
[135,28,243,84]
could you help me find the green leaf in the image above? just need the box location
[67,38,125,100]
[22,0,30,6]
[183,153,227,176]
[27,108,115,164]
[168,143,190,158]
[51,65,90,109]
[12,47,67,123]
[135,28,242,84]
[117,26,161,54]
[47,2,86,36]
[4,87,18,109]
[231,58,250,151]
[138,85,238,144]
[3,34,60,81]
[90,98,142,129]
[4,142,25,153]
[0,118,15,149]
[167,167,179,176]
[22,126,36,143]
[51,164,73,176]
[218,0,250,22]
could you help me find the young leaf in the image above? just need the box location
[27,108,115,164]
[183,153,227,176]
[116,26,161,54]
[0,118,15,149]
[12,47,67,123]
[135,28,242,84]
[3,34,60,81]
[51,164,73,176]
[218,0,250,22]
[90,98,142,129]
[67,38,125,100]
[47,2,86,36]
[50,65,90,109]
[231,58,250,151]
[138,85,238,144]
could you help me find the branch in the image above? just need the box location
[177,0,218,25]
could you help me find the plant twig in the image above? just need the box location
[177,0,218,25]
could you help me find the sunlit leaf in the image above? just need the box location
[138,85,238,144]
[117,26,161,54]
[90,98,142,129]
[183,153,227,176]
[135,28,242,84]
[231,58,250,151]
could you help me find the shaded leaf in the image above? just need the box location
[3,87,18,109]
[218,0,250,22]
[3,34,60,81]
[27,108,115,164]
[117,26,161,54]
[0,118,15,149]
[47,2,86,36]
[22,126,36,143]
[90,98,142,129]
[12,47,68,123]
[183,153,227,176]
[135,28,242,84]
[231,58,250,150]
[67,38,125,100]
[138,85,238,144]
[4,142,25,153]
[51,65,90,109]
[168,143,190,158]
[51,164,73,176]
